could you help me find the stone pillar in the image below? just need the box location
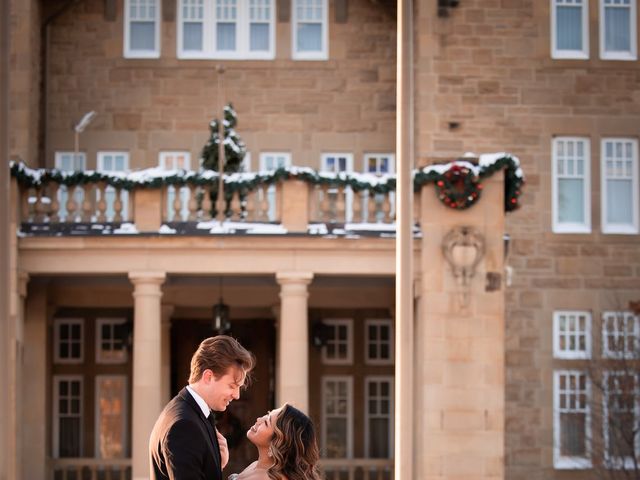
[161,305,174,405]
[21,281,47,480]
[6,271,28,480]
[416,175,505,480]
[129,271,166,480]
[275,272,313,412]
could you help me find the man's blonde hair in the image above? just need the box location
[188,335,255,384]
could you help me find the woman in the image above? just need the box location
[232,404,321,480]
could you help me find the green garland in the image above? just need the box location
[10,155,524,212]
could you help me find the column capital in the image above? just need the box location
[275,271,313,286]
[128,271,166,285]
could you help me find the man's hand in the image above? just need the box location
[216,429,229,469]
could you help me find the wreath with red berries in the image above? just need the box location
[435,164,483,210]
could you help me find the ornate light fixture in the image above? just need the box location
[442,226,485,307]
[212,277,231,334]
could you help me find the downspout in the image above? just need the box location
[38,0,84,167]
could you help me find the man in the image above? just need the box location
[150,335,255,480]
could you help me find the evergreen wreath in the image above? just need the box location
[434,163,483,210]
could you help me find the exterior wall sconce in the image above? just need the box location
[442,226,485,307]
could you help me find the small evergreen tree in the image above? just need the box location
[201,103,246,172]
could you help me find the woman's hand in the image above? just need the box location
[217,428,229,469]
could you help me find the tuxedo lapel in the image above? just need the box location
[177,388,220,468]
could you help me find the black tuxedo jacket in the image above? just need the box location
[149,387,222,480]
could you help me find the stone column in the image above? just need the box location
[129,271,166,480]
[21,281,47,480]
[161,305,174,405]
[275,272,313,412]
[416,175,505,480]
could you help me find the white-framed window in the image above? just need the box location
[365,319,394,365]
[321,376,353,458]
[159,151,192,221]
[362,153,395,223]
[95,375,128,459]
[177,0,275,59]
[601,138,639,234]
[96,318,129,364]
[53,375,83,458]
[364,376,394,458]
[259,152,291,221]
[321,319,353,365]
[124,0,161,58]
[551,0,589,59]
[321,153,354,222]
[292,0,328,60]
[600,0,637,60]
[552,137,591,233]
[53,318,84,364]
[603,371,640,468]
[554,370,592,469]
[603,312,640,359]
[553,311,592,359]
[97,152,130,222]
[55,152,86,222]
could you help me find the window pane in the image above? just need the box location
[297,23,321,51]
[557,6,583,50]
[326,418,347,458]
[217,23,236,50]
[605,7,631,52]
[59,417,81,457]
[369,418,389,458]
[97,377,127,459]
[250,23,269,51]
[131,22,155,50]
[560,413,586,456]
[558,178,584,223]
[607,179,633,224]
[184,22,203,50]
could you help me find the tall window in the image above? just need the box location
[603,312,640,359]
[603,371,639,468]
[365,377,394,458]
[259,152,292,221]
[601,139,639,234]
[159,152,192,221]
[95,375,128,459]
[53,376,84,458]
[124,0,161,58]
[321,319,353,365]
[552,0,589,59]
[365,319,394,365]
[554,370,591,468]
[54,318,84,364]
[600,0,637,59]
[178,0,275,59]
[55,152,86,222]
[321,376,353,458]
[292,0,328,60]
[553,311,592,359]
[97,152,130,222]
[552,137,591,233]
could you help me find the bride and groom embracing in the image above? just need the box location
[149,335,321,480]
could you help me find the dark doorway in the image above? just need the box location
[170,317,276,475]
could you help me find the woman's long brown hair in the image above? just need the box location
[267,404,322,480]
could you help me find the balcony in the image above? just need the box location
[10,154,523,239]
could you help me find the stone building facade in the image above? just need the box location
[2,0,640,479]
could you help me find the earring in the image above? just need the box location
[267,451,273,458]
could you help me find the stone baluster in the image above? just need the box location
[96,182,107,222]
